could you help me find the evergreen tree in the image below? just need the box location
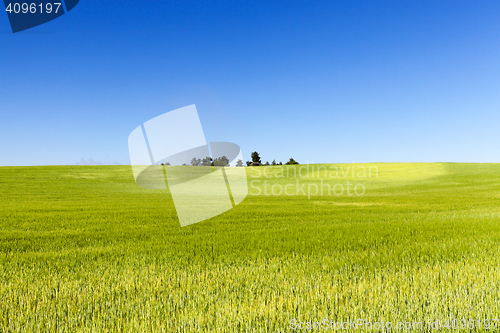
[285,158,299,165]
[251,151,262,164]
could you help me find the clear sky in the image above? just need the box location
[1,0,499,166]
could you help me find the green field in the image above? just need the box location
[1,163,500,332]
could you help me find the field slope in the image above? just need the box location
[1,163,500,332]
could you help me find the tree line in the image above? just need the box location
[245,151,299,166]
[160,151,299,167]
[160,156,230,167]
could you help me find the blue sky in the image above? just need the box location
[1,0,499,166]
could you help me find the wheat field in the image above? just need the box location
[1,163,499,332]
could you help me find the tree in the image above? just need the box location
[201,157,213,166]
[212,156,229,167]
[164,162,171,166]
[246,161,251,166]
[279,162,282,165]
[190,157,201,166]
[236,159,244,167]
[264,161,270,166]
[251,151,261,165]
[285,158,299,165]
[271,160,276,165]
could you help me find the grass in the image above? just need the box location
[0,163,500,332]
